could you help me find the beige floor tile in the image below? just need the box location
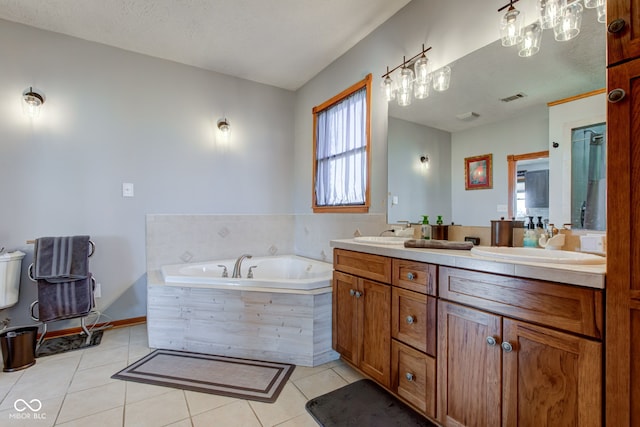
[78,344,129,370]
[331,363,365,384]
[54,405,123,427]
[1,364,75,410]
[67,360,126,393]
[292,368,348,400]
[165,418,193,427]
[191,400,261,427]
[125,380,174,404]
[128,325,148,344]
[127,344,152,363]
[124,389,189,427]
[184,389,237,416]
[288,363,333,382]
[275,411,320,427]
[249,383,309,427]
[99,329,131,349]
[56,381,125,424]
[0,394,63,427]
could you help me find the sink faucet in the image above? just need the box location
[232,254,252,278]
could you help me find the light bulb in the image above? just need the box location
[501,6,525,47]
[432,66,451,92]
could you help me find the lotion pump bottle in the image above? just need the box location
[421,215,431,240]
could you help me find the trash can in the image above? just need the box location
[0,326,38,372]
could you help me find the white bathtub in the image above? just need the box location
[161,255,332,291]
[149,254,339,366]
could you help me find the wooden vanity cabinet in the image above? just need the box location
[437,267,603,427]
[607,0,640,66]
[390,259,438,418]
[333,249,391,387]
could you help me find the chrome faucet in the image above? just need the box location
[232,254,252,278]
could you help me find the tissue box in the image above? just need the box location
[580,234,606,254]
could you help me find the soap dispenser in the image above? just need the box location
[421,215,431,240]
[523,217,537,247]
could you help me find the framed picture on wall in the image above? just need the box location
[465,153,493,190]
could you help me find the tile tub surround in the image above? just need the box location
[147,271,339,367]
[0,324,363,426]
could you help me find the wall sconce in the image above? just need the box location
[217,118,230,134]
[420,155,430,169]
[22,86,45,118]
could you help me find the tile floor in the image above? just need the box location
[0,324,364,426]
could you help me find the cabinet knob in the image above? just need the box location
[501,341,514,352]
[349,289,355,296]
[406,315,415,324]
[486,336,497,346]
[406,272,415,281]
[355,291,362,298]
[608,18,626,34]
[608,88,626,103]
[405,372,415,382]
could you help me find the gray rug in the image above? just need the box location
[306,379,436,427]
[112,349,295,403]
[36,330,103,358]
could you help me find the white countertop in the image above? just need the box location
[330,239,606,289]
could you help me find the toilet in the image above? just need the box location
[0,251,26,309]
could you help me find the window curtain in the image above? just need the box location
[315,87,367,206]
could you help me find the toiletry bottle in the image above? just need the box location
[523,219,537,247]
[436,215,443,225]
[421,215,431,240]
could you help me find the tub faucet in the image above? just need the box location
[232,254,252,278]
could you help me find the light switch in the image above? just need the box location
[122,183,134,197]
[392,196,399,205]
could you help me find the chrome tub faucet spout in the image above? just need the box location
[232,254,252,278]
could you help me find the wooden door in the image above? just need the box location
[359,278,391,388]
[607,0,640,66]
[502,319,602,427]
[437,301,501,427]
[332,271,358,365]
[606,58,640,426]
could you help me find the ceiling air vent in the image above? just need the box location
[500,92,527,102]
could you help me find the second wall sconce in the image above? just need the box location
[217,118,230,134]
[23,86,45,118]
[420,155,430,168]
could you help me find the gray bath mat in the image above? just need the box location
[305,379,436,427]
[36,330,103,358]
[112,349,295,403]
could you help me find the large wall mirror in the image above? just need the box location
[387,7,605,229]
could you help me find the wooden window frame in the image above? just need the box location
[312,74,372,213]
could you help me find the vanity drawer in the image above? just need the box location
[334,249,391,283]
[392,259,437,295]
[392,287,436,356]
[391,339,436,418]
[439,266,604,339]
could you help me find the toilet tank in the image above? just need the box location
[0,251,26,309]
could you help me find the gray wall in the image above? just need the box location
[0,19,295,327]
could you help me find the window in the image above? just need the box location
[312,74,371,213]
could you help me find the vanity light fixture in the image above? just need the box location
[519,21,543,57]
[22,86,44,118]
[499,0,525,47]
[554,0,583,41]
[381,45,451,107]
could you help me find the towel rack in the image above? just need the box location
[25,239,95,257]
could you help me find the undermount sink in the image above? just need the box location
[470,246,605,265]
[353,236,410,245]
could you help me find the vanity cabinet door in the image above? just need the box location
[332,271,359,365]
[607,0,640,66]
[437,301,502,427]
[359,278,391,388]
[502,319,602,427]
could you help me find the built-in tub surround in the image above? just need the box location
[147,255,338,367]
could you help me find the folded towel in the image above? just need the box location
[37,275,94,322]
[404,239,474,250]
[34,236,90,282]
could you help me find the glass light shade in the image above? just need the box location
[554,1,583,41]
[596,0,606,23]
[432,66,451,92]
[398,66,415,93]
[381,75,396,102]
[518,22,543,57]
[397,89,412,107]
[414,56,430,85]
[414,81,430,100]
[584,0,598,8]
[538,0,563,29]
[500,7,525,47]
[22,88,44,118]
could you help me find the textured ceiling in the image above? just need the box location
[0,0,412,90]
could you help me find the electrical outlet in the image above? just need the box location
[94,282,102,298]
[122,183,134,197]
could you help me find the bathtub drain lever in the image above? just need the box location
[247,265,258,279]
[217,265,228,278]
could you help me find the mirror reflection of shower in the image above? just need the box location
[571,123,606,230]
